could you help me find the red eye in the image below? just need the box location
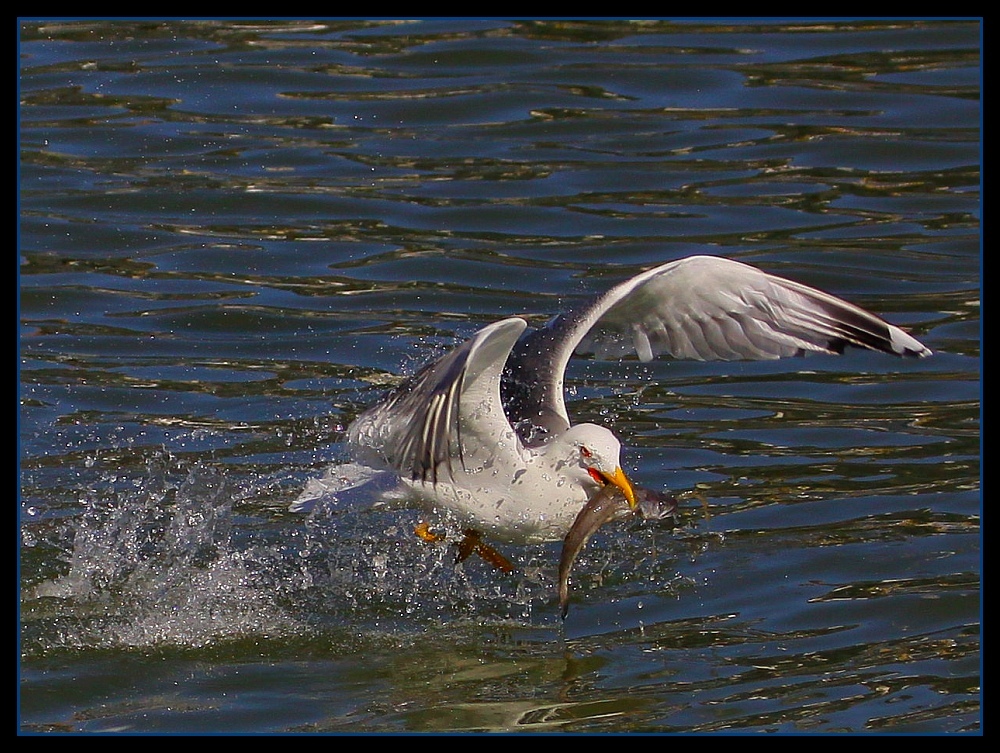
[580,446,592,459]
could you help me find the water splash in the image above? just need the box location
[20,453,565,654]
[289,463,558,631]
[20,432,692,658]
[22,455,310,652]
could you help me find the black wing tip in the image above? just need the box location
[825,332,932,359]
[886,327,933,359]
[811,296,932,359]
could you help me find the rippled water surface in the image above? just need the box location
[19,19,980,734]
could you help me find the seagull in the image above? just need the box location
[334,255,931,551]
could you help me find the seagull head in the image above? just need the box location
[557,423,638,509]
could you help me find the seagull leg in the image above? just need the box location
[415,522,515,574]
[456,529,516,574]
[414,521,446,543]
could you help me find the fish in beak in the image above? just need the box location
[588,465,638,509]
[559,484,677,619]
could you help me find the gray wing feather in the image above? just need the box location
[348,318,527,483]
[504,255,930,434]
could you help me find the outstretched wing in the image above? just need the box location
[503,255,931,434]
[347,317,528,484]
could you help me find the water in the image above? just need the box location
[19,19,980,734]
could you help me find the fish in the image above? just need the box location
[559,484,677,618]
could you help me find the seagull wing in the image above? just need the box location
[503,255,931,433]
[348,317,528,484]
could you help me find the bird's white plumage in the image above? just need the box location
[346,319,627,541]
[304,255,931,544]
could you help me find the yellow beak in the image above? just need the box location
[595,466,639,509]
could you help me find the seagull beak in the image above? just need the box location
[592,466,639,509]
